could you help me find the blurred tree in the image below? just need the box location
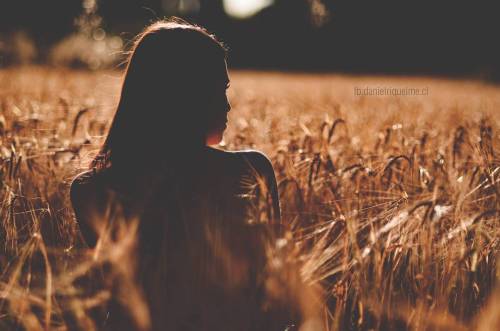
[0,0,498,78]
[0,1,81,44]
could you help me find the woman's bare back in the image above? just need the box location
[70,147,286,330]
[71,147,280,243]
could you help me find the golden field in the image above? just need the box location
[0,67,499,330]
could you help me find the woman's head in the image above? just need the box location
[93,18,230,171]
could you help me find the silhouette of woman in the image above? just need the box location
[70,18,291,331]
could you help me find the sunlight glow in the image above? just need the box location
[223,0,273,19]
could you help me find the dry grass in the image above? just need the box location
[0,66,499,330]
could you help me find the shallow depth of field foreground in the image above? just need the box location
[0,67,499,330]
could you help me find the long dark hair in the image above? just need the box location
[91,18,228,174]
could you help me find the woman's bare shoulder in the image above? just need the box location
[70,170,93,195]
[208,146,269,163]
[70,169,108,204]
[204,147,276,183]
[231,149,275,176]
[228,149,281,222]
[71,169,95,186]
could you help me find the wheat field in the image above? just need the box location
[0,66,499,330]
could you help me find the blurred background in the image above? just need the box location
[1,0,499,81]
